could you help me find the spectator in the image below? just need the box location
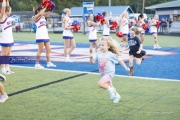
[168,18,173,33]
[161,18,168,34]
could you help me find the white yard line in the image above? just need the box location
[11,65,180,82]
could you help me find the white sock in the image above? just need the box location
[1,68,6,73]
[107,86,114,93]
[5,67,10,71]
[36,61,39,64]
[67,55,69,59]
[47,62,51,64]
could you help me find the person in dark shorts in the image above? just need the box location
[126,27,146,76]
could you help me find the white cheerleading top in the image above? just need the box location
[103,18,110,36]
[139,19,145,34]
[0,17,14,44]
[121,18,129,34]
[35,16,49,40]
[62,16,73,37]
[150,19,157,33]
[87,21,97,40]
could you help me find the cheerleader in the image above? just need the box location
[102,12,112,36]
[62,8,76,62]
[137,14,145,43]
[33,5,56,68]
[119,12,129,50]
[150,14,161,49]
[87,14,100,54]
[0,0,14,74]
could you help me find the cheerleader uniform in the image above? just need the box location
[121,18,129,36]
[88,21,97,42]
[0,17,14,47]
[62,17,74,40]
[103,18,110,36]
[35,16,49,43]
[139,19,145,35]
[150,19,157,35]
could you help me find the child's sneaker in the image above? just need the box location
[156,45,162,49]
[0,94,9,103]
[0,74,6,82]
[108,88,116,100]
[113,94,121,104]
[65,58,73,62]
[35,64,44,69]
[2,71,11,75]
[47,62,56,67]
[7,70,14,74]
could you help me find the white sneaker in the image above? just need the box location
[108,88,116,100]
[47,62,56,67]
[113,94,121,104]
[2,71,11,75]
[65,58,73,62]
[7,70,14,74]
[0,94,9,103]
[0,74,6,82]
[156,45,162,49]
[35,64,44,69]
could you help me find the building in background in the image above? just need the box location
[145,0,180,21]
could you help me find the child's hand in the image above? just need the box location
[125,67,130,71]
[136,51,141,54]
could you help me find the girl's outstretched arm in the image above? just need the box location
[119,59,130,71]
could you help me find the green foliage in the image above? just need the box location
[9,0,174,14]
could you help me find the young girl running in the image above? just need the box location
[102,12,112,36]
[119,12,129,50]
[0,74,8,103]
[62,8,76,62]
[87,14,100,54]
[90,36,129,103]
[150,14,161,49]
[0,0,14,74]
[34,6,56,68]
[137,14,145,43]
[126,27,146,76]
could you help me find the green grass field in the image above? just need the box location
[0,32,180,120]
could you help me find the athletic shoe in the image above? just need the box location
[156,45,162,49]
[0,74,6,82]
[153,45,157,49]
[65,58,73,62]
[35,64,44,69]
[47,62,56,67]
[7,70,14,74]
[108,88,116,100]
[0,94,9,103]
[2,71,11,75]
[113,94,121,104]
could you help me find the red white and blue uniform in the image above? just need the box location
[103,18,110,36]
[88,21,97,42]
[35,16,49,43]
[121,18,129,36]
[150,19,157,34]
[139,19,145,35]
[0,17,14,47]
[62,17,74,39]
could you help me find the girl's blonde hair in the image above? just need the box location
[100,36,120,56]
[63,8,70,15]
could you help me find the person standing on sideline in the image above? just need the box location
[102,12,112,36]
[33,6,56,68]
[90,36,129,103]
[150,14,161,49]
[119,12,129,50]
[0,0,14,74]
[62,8,76,62]
[87,14,100,54]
